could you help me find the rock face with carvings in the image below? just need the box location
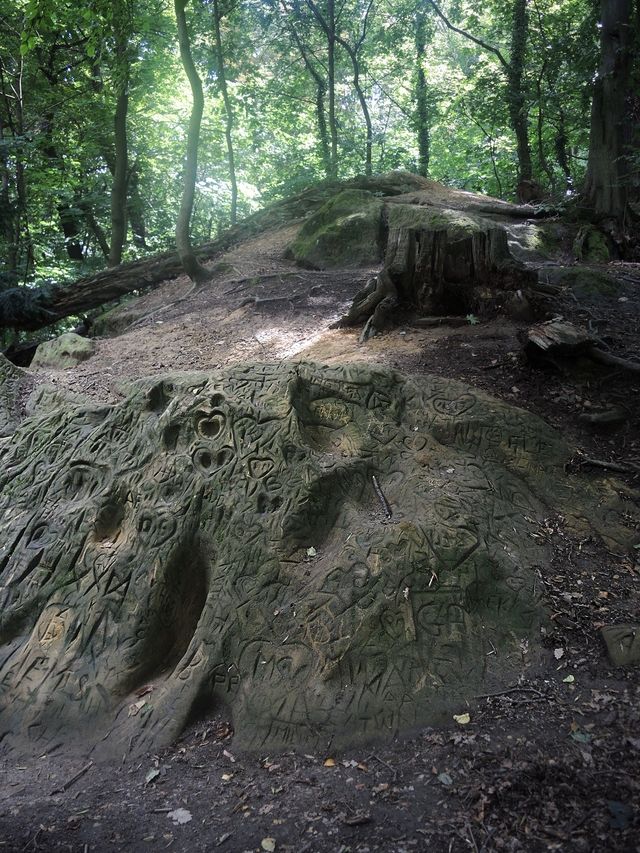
[0,359,637,757]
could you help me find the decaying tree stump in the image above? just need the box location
[340,223,537,339]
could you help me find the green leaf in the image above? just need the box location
[571,731,591,743]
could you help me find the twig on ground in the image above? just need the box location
[579,457,640,475]
[475,687,545,700]
[364,753,398,782]
[49,761,93,795]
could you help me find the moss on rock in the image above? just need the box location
[0,361,637,757]
[31,332,95,370]
[386,204,492,241]
[541,267,628,302]
[285,189,385,269]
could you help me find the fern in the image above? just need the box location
[0,286,56,327]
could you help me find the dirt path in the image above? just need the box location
[2,227,640,853]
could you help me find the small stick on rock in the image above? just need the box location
[372,476,392,518]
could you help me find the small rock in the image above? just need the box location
[600,624,640,667]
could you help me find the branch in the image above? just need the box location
[425,0,509,71]
[588,346,640,374]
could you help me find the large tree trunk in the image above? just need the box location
[174,0,213,283]
[582,0,633,220]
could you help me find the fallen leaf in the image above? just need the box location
[306,547,317,557]
[128,699,146,717]
[563,675,575,683]
[372,783,388,794]
[571,731,591,743]
[261,838,276,852]
[135,683,155,698]
[554,648,564,659]
[453,713,470,725]
[223,749,236,763]
[145,768,161,784]
[323,758,335,767]
[167,808,192,825]
[221,773,233,781]
[438,772,453,786]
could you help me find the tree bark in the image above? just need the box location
[174,0,213,282]
[284,4,332,175]
[108,84,129,266]
[583,0,633,220]
[507,0,532,183]
[415,12,430,178]
[212,0,238,225]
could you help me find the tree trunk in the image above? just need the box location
[174,0,213,282]
[583,0,633,220]
[415,13,430,178]
[0,118,17,274]
[335,35,373,177]
[127,162,147,248]
[507,0,532,183]
[108,85,129,266]
[213,0,238,225]
[285,8,332,176]
[326,0,338,177]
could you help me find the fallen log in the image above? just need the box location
[1,172,432,333]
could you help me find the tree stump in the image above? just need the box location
[340,221,537,337]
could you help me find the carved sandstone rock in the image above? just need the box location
[0,361,637,757]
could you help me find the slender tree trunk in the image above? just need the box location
[583,0,633,219]
[554,111,572,193]
[108,0,130,267]
[415,12,430,177]
[127,162,147,248]
[285,7,332,176]
[336,36,372,176]
[0,118,16,274]
[507,0,532,182]
[174,0,212,282]
[327,0,337,177]
[212,0,237,225]
[108,85,129,265]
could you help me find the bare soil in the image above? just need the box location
[2,222,640,853]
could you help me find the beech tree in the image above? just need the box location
[174,0,212,282]
[583,0,634,220]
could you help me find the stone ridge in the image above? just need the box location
[0,361,636,757]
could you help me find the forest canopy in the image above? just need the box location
[0,0,637,297]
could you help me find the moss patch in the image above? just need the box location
[541,267,628,302]
[31,332,95,370]
[387,204,492,240]
[285,189,385,269]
